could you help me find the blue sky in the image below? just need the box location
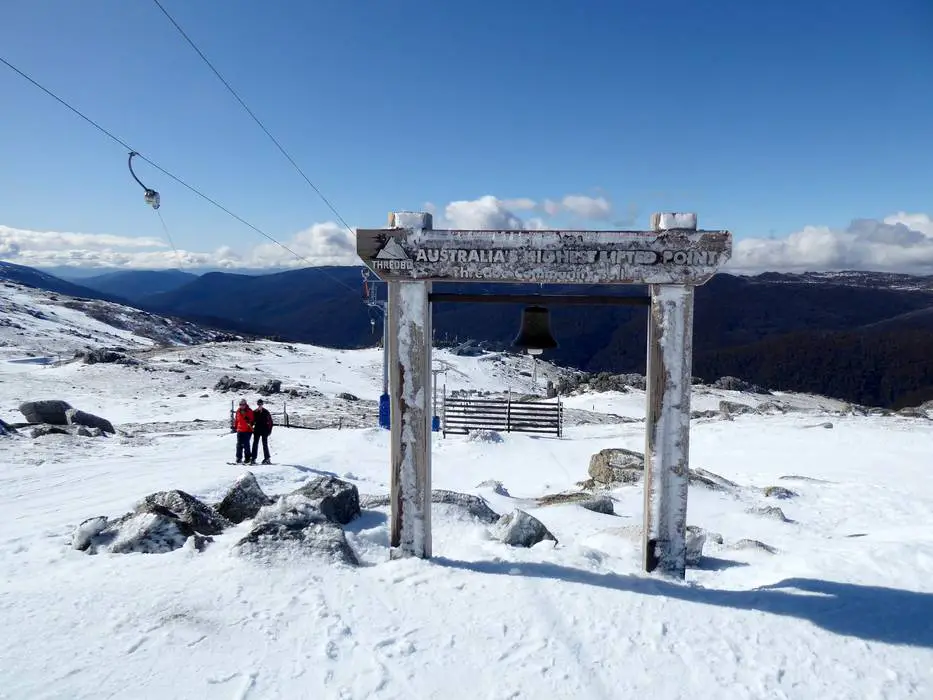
[1,0,931,272]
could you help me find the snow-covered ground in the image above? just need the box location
[1,283,932,699]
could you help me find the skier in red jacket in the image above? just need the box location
[233,398,255,464]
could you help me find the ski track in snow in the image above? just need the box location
[0,282,932,698]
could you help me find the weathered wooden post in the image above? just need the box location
[643,212,698,579]
[386,211,433,559]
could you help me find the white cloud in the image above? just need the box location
[9,206,931,276]
[0,221,360,271]
[560,195,612,220]
[727,213,933,274]
[0,225,165,252]
[248,222,358,268]
[525,217,551,231]
[500,198,537,211]
[885,211,933,237]
[542,199,561,216]
[441,195,526,230]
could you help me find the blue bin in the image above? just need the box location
[378,393,390,429]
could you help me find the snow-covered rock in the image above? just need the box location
[588,447,644,484]
[291,476,361,525]
[19,399,73,425]
[492,509,557,547]
[65,408,114,434]
[136,490,231,535]
[467,429,504,443]
[236,496,358,566]
[762,486,798,500]
[475,479,510,496]
[431,490,499,524]
[749,506,790,522]
[81,510,209,555]
[685,525,708,566]
[30,424,70,438]
[71,516,108,551]
[215,472,274,524]
[579,494,615,515]
[236,520,359,566]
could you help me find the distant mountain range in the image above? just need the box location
[4,261,933,408]
[76,269,199,301]
[0,261,128,304]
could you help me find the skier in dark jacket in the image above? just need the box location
[251,398,274,465]
[233,398,254,464]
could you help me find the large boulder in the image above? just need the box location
[77,508,209,554]
[291,476,361,525]
[492,509,557,547]
[214,375,252,393]
[65,408,114,434]
[72,516,109,551]
[711,376,767,393]
[136,490,231,535]
[431,490,500,523]
[19,399,73,425]
[579,494,615,515]
[258,379,282,395]
[719,401,758,417]
[215,472,274,524]
[588,448,644,485]
[74,348,138,365]
[237,495,358,566]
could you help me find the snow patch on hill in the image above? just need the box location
[0,280,234,360]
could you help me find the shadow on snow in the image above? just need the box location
[433,557,933,649]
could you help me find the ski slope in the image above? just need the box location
[0,282,931,699]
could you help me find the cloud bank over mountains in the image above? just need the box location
[2,203,932,275]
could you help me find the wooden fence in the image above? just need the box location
[441,395,563,437]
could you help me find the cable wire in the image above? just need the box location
[156,209,184,270]
[0,54,359,294]
[151,0,354,235]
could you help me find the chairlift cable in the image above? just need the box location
[0,54,360,296]
[151,0,354,235]
[156,209,184,271]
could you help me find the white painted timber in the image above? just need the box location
[652,212,698,230]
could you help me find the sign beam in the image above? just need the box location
[357,224,730,286]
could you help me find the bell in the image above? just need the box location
[512,305,557,355]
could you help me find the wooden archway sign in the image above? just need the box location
[357,212,732,578]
